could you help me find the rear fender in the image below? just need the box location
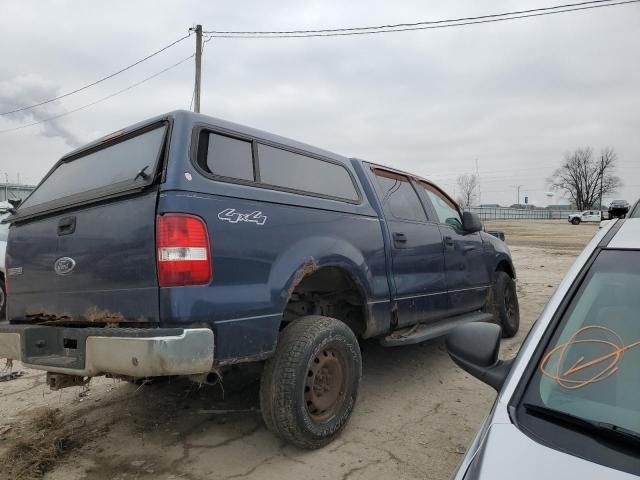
[270,236,375,328]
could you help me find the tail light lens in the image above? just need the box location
[156,214,211,287]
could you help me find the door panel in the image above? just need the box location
[416,182,491,315]
[439,224,490,315]
[369,168,447,327]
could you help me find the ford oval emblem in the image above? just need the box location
[54,257,76,275]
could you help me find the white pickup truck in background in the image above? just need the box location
[568,210,602,225]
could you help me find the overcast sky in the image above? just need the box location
[1,0,638,206]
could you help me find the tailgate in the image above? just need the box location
[6,192,159,325]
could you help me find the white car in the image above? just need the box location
[568,210,602,225]
[447,218,640,479]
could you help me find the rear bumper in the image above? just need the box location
[0,325,214,377]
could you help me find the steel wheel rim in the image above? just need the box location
[304,347,346,422]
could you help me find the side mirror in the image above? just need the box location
[446,323,513,391]
[462,211,482,233]
[486,230,505,241]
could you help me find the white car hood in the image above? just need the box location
[463,423,636,479]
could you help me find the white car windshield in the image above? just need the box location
[523,249,640,435]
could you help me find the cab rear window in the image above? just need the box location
[20,124,167,211]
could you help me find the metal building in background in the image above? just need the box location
[0,182,36,203]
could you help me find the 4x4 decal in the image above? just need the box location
[218,208,268,226]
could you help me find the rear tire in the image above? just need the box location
[490,272,520,338]
[571,217,581,225]
[260,316,361,449]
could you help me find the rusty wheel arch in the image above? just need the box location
[282,263,369,338]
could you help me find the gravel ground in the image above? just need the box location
[0,220,598,480]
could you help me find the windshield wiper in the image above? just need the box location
[134,165,150,181]
[524,403,640,448]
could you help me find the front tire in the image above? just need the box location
[260,315,362,449]
[571,217,581,225]
[491,272,520,338]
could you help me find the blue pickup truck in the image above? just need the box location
[0,110,518,448]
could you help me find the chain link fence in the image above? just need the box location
[464,206,578,220]
[1,183,36,203]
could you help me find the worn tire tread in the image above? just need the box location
[493,271,520,338]
[260,315,361,449]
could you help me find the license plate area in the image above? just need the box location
[22,327,87,370]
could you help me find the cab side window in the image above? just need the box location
[373,169,427,222]
[420,183,462,228]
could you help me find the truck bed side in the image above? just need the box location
[160,115,391,362]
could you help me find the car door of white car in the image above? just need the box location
[582,211,598,222]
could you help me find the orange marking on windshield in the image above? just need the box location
[539,325,640,389]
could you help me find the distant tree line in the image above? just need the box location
[549,147,621,211]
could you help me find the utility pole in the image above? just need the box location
[475,158,481,205]
[511,185,524,206]
[194,24,203,113]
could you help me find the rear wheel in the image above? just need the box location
[260,316,361,449]
[571,217,581,225]
[490,272,520,338]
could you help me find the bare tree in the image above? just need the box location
[549,147,622,211]
[457,173,479,207]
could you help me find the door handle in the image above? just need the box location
[393,232,407,243]
[57,216,76,236]
[444,235,454,246]
[463,245,477,253]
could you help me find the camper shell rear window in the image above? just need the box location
[17,122,168,218]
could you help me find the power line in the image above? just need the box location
[203,0,639,38]
[0,32,191,116]
[205,0,621,34]
[0,55,194,135]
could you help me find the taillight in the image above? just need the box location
[156,214,211,287]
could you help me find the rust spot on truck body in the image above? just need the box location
[24,310,71,325]
[287,260,319,297]
[21,306,129,326]
[83,306,125,323]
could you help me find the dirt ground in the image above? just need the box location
[0,220,598,480]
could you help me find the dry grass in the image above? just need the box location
[1,408,88,480]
